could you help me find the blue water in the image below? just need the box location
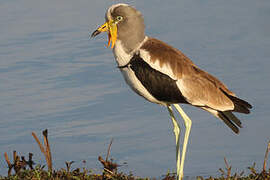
[0,0,269,178]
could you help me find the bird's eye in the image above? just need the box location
[116,16,123,22]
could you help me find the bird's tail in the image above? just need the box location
[201,107,242,134]
[228,95,252,114]
[217,111,241,134]
[201,91,252,134]
[220,88,252,114]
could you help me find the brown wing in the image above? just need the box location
[178,65,235,111]
[141,37,236,111]
[141,38,194,78]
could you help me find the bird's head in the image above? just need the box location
[91,3,145,51]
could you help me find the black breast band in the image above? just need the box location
[125,53,187,104]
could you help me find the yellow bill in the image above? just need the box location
[91,20,118,48]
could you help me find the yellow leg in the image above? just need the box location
[173,104,192,180]
[167,105,181,180]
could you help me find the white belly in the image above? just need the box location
[120,67,165,105]
[113,38,166,105]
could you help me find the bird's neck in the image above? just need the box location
[113,36,148,67]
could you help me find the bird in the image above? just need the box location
[91,3,252,180]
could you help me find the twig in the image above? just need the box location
[263,140,270,171]
[98,154,118,173]
[65,161,74,173]
[224,157,231,179]
[13,151,20,173]
[4,152,12,176]
[21,156,27,170]
[32,131,49,167]
[104,167,114,175]
[32,132,46,155]
[4,152,11,168]
[42,129,52,171]
[32,129,53,171]
[4,151,35,175]
[28,153,34,169]
[13,151,17,163]
[106,138,114,162]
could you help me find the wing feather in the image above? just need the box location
[141,37,235,111]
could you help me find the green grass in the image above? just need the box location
[0,160,269,180]
[1,130,269,180]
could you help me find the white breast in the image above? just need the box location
[112,38,165,105]
[113,40,132,67]
[119,68,163,104]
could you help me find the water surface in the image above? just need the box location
[0,0,269,178]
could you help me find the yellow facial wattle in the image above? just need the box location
[108,21,117,48]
